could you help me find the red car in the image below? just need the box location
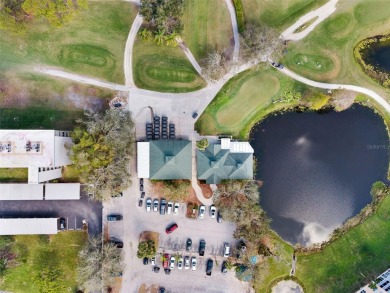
[163,254,169,268]
[165,223,178,234]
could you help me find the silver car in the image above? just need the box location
[153,199,159,212]
[191,256,197,271]
[169,256,176,269]
[146,198,152,212]
[198,205,205,219]
[184,256,190,270]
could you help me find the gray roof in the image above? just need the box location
[197,143,253,184]
[149,140,192,180]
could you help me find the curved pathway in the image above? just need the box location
[280,67,390,113]
[124,13,143,87]
[281,0,339,41]
[176,37,203,76]
[224,0,240,61]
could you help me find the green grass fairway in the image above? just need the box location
[241,0,327,30]
[181,0,233,60]
[0,168,28,183]
[296,196,390,292]
[1,231,87,293]
[196,67,308,138]
[0,107,84,130]
[132,38,206,92]
[282,0,390,96]
[0,2,136,83]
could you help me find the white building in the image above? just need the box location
[357,268,390,293]
[0,130,72,183]
[0,218,59,235]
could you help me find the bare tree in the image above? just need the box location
[200,50,231,81]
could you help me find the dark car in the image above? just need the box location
[164,268,171,275]
[166,223,178,234]
[138,199,143,207]
[221,261,228,275]
[271,61,284,69]
[140,184,144,192]
[160,198,167,215]
[159,287,166,293]
[110,240,124,248]
[186,238,192,251]
[140,178,144,185]
[107,214,122,221]
[153,266,160,273]
[59,218,66,230]
[206,259,213,276]
[143,257,149,265]
[192,111,198,119]
[199,240,206,256]
[141,191,145,199]
[217,211,222,223]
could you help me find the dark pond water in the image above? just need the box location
[363,40,390,73]
[250,105,389,245]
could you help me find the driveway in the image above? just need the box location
[0,194,102,235]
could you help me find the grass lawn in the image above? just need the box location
[0,2,137,83]
[1,231,87,293]
[132,37,206,92]
[296,196,390,292]
[0,168,28,183]
[282,0,390,97]
[241,0,328,30]
[181,0,233,60]
[195,67,310,138]
[0,107,84,130]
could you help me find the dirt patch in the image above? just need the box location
[199,183,213,199]
[331,90,356,111]
[139,231,160,249]
[109,277,122,293]
[138,284,159,293]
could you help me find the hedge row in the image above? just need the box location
[232,0,245,33]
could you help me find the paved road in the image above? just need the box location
[0,194,102,235]
[281,0,339,41]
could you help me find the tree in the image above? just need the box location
[370,181,389,202]
[137,240,156,258]
[200,50,231,81]
[213,180,260,208]
[33,268,65,293]
[240,22,284,63]
[139,28,153,42]
[68,109,136,201]
[77,235,123,293]
[306,93,330,110]
[196,138,209,151]
[151,180,191,202]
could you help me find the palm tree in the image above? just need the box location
[139,28,152,42]
[164,33,178,47]
[154,30,165,45]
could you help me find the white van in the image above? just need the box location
[167,202,173,214]
[223,243,230,258]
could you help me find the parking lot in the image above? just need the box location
[0,194,102,235]
[105,168,253,293]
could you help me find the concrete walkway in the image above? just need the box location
[224,0,240,61]
[176,37,203,77]
[124,13,143,87]
[281,0,339,41]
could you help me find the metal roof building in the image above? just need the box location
[0,183,80,200]
[197,138,254,184]
[0,218,58,235]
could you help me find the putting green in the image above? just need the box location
[216,73,280,128]
[292,53,334,72]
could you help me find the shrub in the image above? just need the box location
[137,240,156,259]
[196,138,209,150]
[232,0,245,33]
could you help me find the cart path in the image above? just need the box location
[281,0,339,41]
[224,0,240,61]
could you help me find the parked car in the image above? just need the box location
[184,256,190,269]
[169,256,176,269]
[153,199,159,212]
[221,261,228,275]
[166,223,178,234]
[140,178,144,185]
[192,111,198,119]
[140,184,144,192]
[206,259,213,276]
[160,199,166,215]
[198,205,206,219]
[191,256,197,271]
[159,287,165,293]
[138,199,143,207]
[199,240,206,256]
[146,198,152,212]
[217,211,223,223]
[271,61,284,69]
[223,243,230,257]
[59,218,66,230]
[174,202,179,215]
[164,268,171,275]
[210,205,216,219]
[186,238,192,251]
[177,257,183,270]
[107,214,122,221]
[151,256,156,265]
[143,257,149,265]
[153,266,160,273]
[163,254,169,268]
[141,191,145,199]
[109,239,123,248]
[167,201,173,214]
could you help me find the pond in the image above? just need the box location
[363,40,390,73]
[250,105,389,245]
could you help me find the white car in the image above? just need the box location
[191,256,197,271]
[169,256,176,269]
[151,256,155,265]
[174,202,180,215]
[146,198,152,212]
[177,257,183,270]
[223,243,230,258]
[167,202,173,214]
[153,199,159,212]
[210,205,216,219]
[198,205,205,219]
[184,256,190,269]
